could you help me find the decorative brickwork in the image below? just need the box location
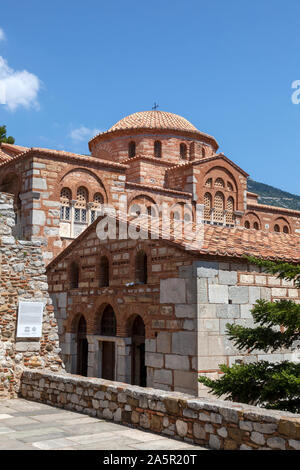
[47,213,300,397]
[0,110,299,266]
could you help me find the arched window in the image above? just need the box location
[99,256,109,287]
[180,143,187,159]
[244,221,250,229]
[227,182,234,191]
[91,193,104,223]
[75,186,88,223]
[225,197,234,224]
[154,141,162,158]
[283,225,289,234]
[204,192,212,221]
[129,141,136,158]
[253,221,259,230]
[135,250,147,284]
[70,262,79,289]
[215,178,225,188]
[205,178,212,188]
[274,224,280,232]
[100,305,116,336]
[214,192,225,222]
[60,187,71,221]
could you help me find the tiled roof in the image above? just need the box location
[0,147,129,170]
[0,149,12,163]
[89,111,219,150]
[248,202,300,216]
[108,111,199,133]
[47,213,300,271]
[1,143,29,154]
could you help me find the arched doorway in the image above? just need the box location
[131,316,146,387]
[100,305,116,381]
[76,315,88,376]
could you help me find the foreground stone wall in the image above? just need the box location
[21,369,300,450]
[0,193,63,398]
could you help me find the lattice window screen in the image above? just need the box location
[226,197,234,224]
[204,192,212,221]
[215,178,225,188]
[214,192,224,222]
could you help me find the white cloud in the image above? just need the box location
[0,56,41,111]
[0,28,5,41]
[69,126,101,142]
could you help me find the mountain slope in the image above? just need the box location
[247,179,300,211]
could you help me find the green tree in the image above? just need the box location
[198,257,300,413]
[0,125,15,144]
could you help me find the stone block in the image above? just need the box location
[145,352,163,368]
[209,434,221,450]
[176,419,188,437]
[228,286,249,304]
[156,332,171,353]
[153,369,172,385]
[32,210,46,226]
[172,331,196,355]
[267,437,286,450]
[175,304,196,318]
[165,354,190,370]
[219,270,237,285]
[32,177,47,190]
[160,278,186,304]
[174,371,197,391]
[197,278,208,303]
[216,304,240,318]
[193,260,219,278]
[249,286,261,304]
[208,284,228,304]
[197,304,216,318]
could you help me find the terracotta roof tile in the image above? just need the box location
[47,214,300,271]
[108,111,199,133]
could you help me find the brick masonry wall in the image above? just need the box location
[48,219,300,398]
[20,369,300,450]
[0,192,63,398]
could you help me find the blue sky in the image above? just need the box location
[1,0,300,194]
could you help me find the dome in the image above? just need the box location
[108,110,199,133]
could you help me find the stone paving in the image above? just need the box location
[0,399,207,450]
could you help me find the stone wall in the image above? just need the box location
[20,369,300,450]
[193,260,300,395]
[0,192,63,398]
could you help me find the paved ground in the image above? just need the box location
[0,398,207,450]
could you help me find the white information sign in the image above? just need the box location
[16,301,44,338]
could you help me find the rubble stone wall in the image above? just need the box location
[0,192,63,398]
[21,369,300,450]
